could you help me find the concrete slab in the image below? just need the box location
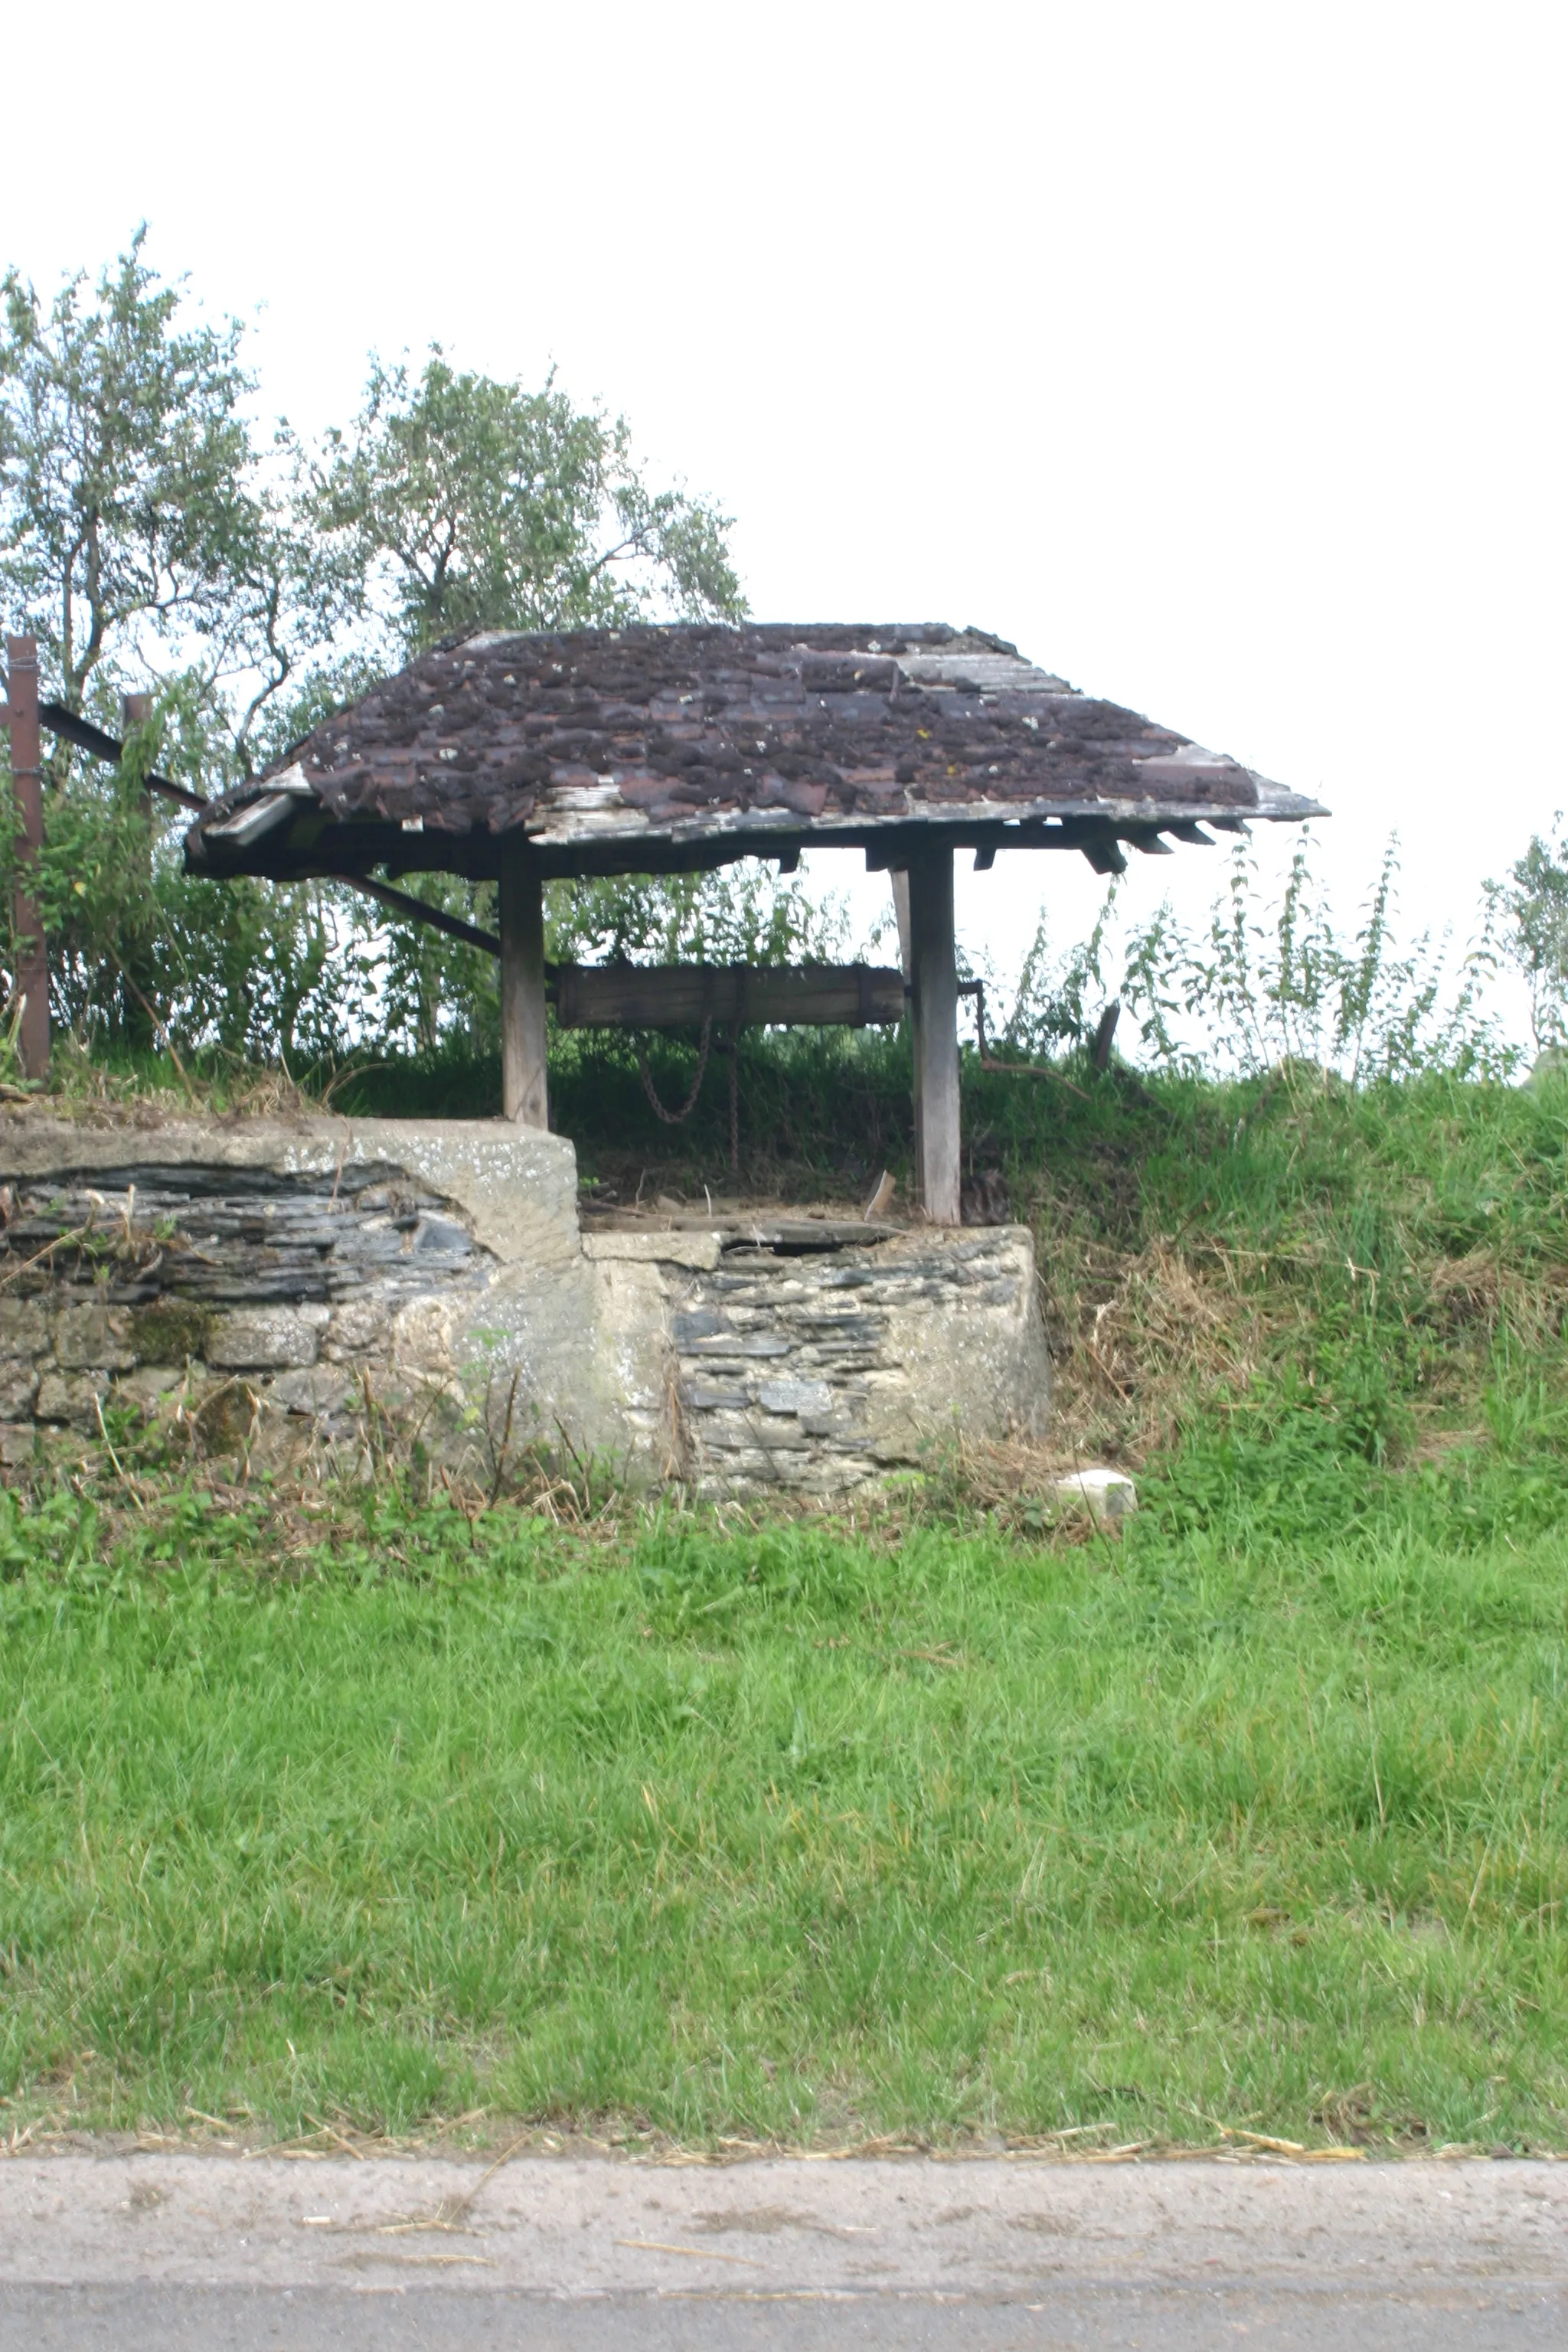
[0,2151,1564,2347]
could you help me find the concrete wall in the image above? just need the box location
[0,1113,1049,1491]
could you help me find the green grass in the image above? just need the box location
[4,1421,1568,2151]
[6,1054,1568,2148]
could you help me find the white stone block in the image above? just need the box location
[1047,1467,1138,1524]
[760,1379,835,1417]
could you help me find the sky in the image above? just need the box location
[5,0,1565,1025]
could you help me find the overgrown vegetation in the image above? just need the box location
[2,1055,1567,2151]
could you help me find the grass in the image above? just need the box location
[5,1047,1568,2151]
[2,1418,1568,2153]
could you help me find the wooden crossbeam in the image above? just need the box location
[552,962,905,1031]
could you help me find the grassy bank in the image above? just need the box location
[2,1423,1567,2151]
[50,1031,1568,1469]
[3,1054,1567,2149]
[337,1034,1568,1472]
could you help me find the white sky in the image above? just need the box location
[7,0,1566,1018]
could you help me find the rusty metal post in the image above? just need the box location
[499,835,549,1127]
[908,844,961,1224]
[6,636,49,1080]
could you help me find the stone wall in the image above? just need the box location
[587,1222,1046,1498]
[0,1113,1048,1491]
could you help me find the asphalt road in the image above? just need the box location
[2,2149,1564,2347]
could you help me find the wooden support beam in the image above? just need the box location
[38,698,205,809]
[554,962,903,1030]
[351,874,501,958]
[5,637,48,1081]
[907,845,961,1225]
[499,837,548,1128]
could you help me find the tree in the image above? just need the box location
[0,229,346,769]
[303,351,745,657]
[0,240,756,1072]
[0,232,357,1050]
[299,349,750,1053]
[1492,819,1568,1051]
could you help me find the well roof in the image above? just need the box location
[185,622,1323,884]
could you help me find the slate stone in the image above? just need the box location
[688,1331,792,1358]
[671,1310,727,1344]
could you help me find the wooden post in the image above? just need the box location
[907,844,960,1223]
[6,635,48,1081]
[499,835,548,1127]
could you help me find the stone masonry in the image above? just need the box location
[0,1113,1049,1493]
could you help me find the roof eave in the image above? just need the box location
[185,792,1328,887]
